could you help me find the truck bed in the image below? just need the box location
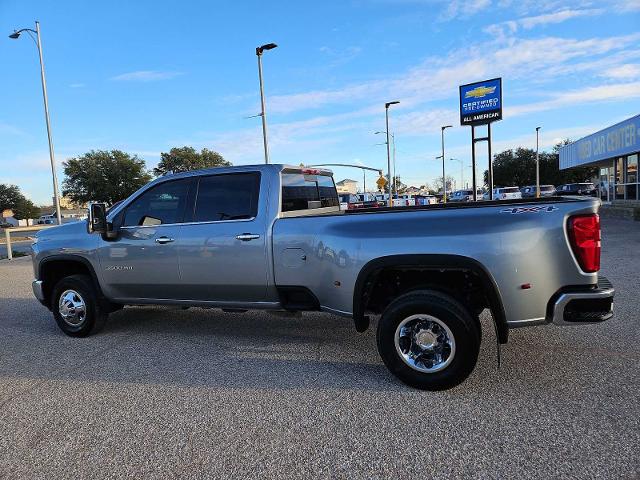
[343,196,588,215]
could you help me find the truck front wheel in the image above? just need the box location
[376,290,480,390]
[51,274,107,337]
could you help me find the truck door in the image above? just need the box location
[177,171,269,303]
[97,178,193,301]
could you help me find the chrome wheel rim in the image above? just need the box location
[394,314,456,373]
[58,289,87,326]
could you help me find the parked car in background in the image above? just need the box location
[339,193,360,210]
[521,185,557,198]
[556,183,598,197]
[356,193,383,208]
[414,195,438,206]
[0,222,12,228]
[449,189,484,202]
[392,194,416,207]
[483,187,522,200]
[339,193,378,210]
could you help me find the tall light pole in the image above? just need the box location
[535,126,541,198]
[450,158,463,193]
[256,42,277,164]
[375,130,396,197]
[9,21,61,225]
[441,125,452,203]
[384,101,400,207]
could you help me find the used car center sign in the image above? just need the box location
[459,78,502,126]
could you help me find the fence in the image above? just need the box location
[2,225,54,260]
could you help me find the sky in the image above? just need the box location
[1,0,639,204]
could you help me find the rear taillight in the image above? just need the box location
[568,214,601,272]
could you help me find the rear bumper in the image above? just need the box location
[550,276,614,326]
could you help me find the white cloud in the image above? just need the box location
[600,64,640,80]
[506,82,640,117]
[110,70,183,82]
[485,8,603,37]
[440,0,491,21]
[614,0,640,12]
[264,32,640,116]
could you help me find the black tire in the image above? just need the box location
[376,289,480,391]
[51,274,107,337]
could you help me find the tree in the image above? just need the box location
[153,146,230,176]
[62,150,152,205]
[432,175,456,193]
[0,184,40,219]
[484,142,598,188]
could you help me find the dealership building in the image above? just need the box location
[560,114,639,202]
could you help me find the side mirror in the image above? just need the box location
[87,203,108,234]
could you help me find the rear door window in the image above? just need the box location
[192,172,260,222]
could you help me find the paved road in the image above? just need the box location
[0,219,638,479]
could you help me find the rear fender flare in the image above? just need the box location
[352,254,508,343]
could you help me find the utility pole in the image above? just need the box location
[256,43,277,164]
[441,125,452,203]
[384,101,400,207]
[536,126,541,198]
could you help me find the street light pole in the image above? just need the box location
[535,126,541,198]
[384,101,400,207]
[9,21,62,225]
[374,130,396,197]
[441,125,452,203]
[450,158,463,193]
[256,43,277,164]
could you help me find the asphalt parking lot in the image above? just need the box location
[0,218,638,478]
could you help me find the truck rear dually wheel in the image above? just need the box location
[51,274,107,337]
[376,290,480,390]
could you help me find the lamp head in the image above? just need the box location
[442,125,452,131]
[257,43,278,54]
[536,126,541,131]
[8,31,21,39]
[385,100,400,108]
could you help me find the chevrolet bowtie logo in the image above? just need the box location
[465,86,496,99]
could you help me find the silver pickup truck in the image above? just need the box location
[31,164,614,390]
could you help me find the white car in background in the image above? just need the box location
[483,187,522,200]
[449,189,484,202]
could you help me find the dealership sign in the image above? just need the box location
[459,78,502,126]
[559,114,640,169]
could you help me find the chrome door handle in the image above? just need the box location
[155,236,175,244]
[236,233,260,241]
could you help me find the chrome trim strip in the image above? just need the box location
[32,280,45,302]
[506,317,546,328]
[279,206,341,218]
[119,217,256,230]
[552,287,614,326]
